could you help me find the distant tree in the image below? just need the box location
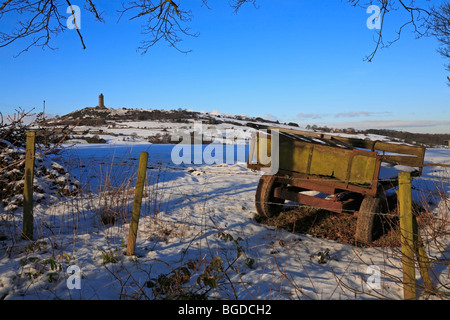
[0,1,449,83]
[431,2,450,84]
[0,108,70,150]
[85,135,106,143]
[346,0,450,85]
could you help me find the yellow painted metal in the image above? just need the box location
[256,132,272,165]
[349,154,377,185]
[309,144,348,181]
[280,140,311,174]
[265,127,426,171]
[252,132,380,189]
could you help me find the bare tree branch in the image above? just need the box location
[0,0,13,11]
[1,1,64,56]
[430,2,450,85]
[0,0,449,86]
[85,0,102,20]
[119,0,198,54]
[365,1,388,62]
[0,0,102,56]
[347,1,449,84]
[230,0,258,13]
[66,0,85,49]
[356,1,435,62]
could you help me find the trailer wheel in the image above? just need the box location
[355,195,386,244]
[255,175,285,218]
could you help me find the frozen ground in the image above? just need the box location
[0,142,448,300]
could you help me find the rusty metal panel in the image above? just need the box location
[273,187,345,214]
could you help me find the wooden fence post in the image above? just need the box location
[398,171,435,299]
[22,131,36,240]
[126,152,148,256]
[398,171,416,300]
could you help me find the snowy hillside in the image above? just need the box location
[0,137,448,300]
[35,107,450,147]
[0,106,449,301]
[41,105,442,147]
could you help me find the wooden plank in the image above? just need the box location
[382,155,423,167]
[373,141,425,156]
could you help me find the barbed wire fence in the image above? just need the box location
[1,138,449,299]
[40,148,449,298]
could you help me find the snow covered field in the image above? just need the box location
[0,141,448,300]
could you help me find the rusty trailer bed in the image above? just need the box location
[246,125,426,243]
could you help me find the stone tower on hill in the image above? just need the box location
[98,93,105,109]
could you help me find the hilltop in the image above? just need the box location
[41,105,292,145]
[38,105,450,147]
[45,106,278,127]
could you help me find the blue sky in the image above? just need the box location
[0,0,449,133]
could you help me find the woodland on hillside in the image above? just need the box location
[306,125,450,147]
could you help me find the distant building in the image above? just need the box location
[73,129,87,135]
[98,93,105,109]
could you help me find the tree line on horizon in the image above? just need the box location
[305,124,450,147]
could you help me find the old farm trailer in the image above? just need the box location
[247,125,426,244]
